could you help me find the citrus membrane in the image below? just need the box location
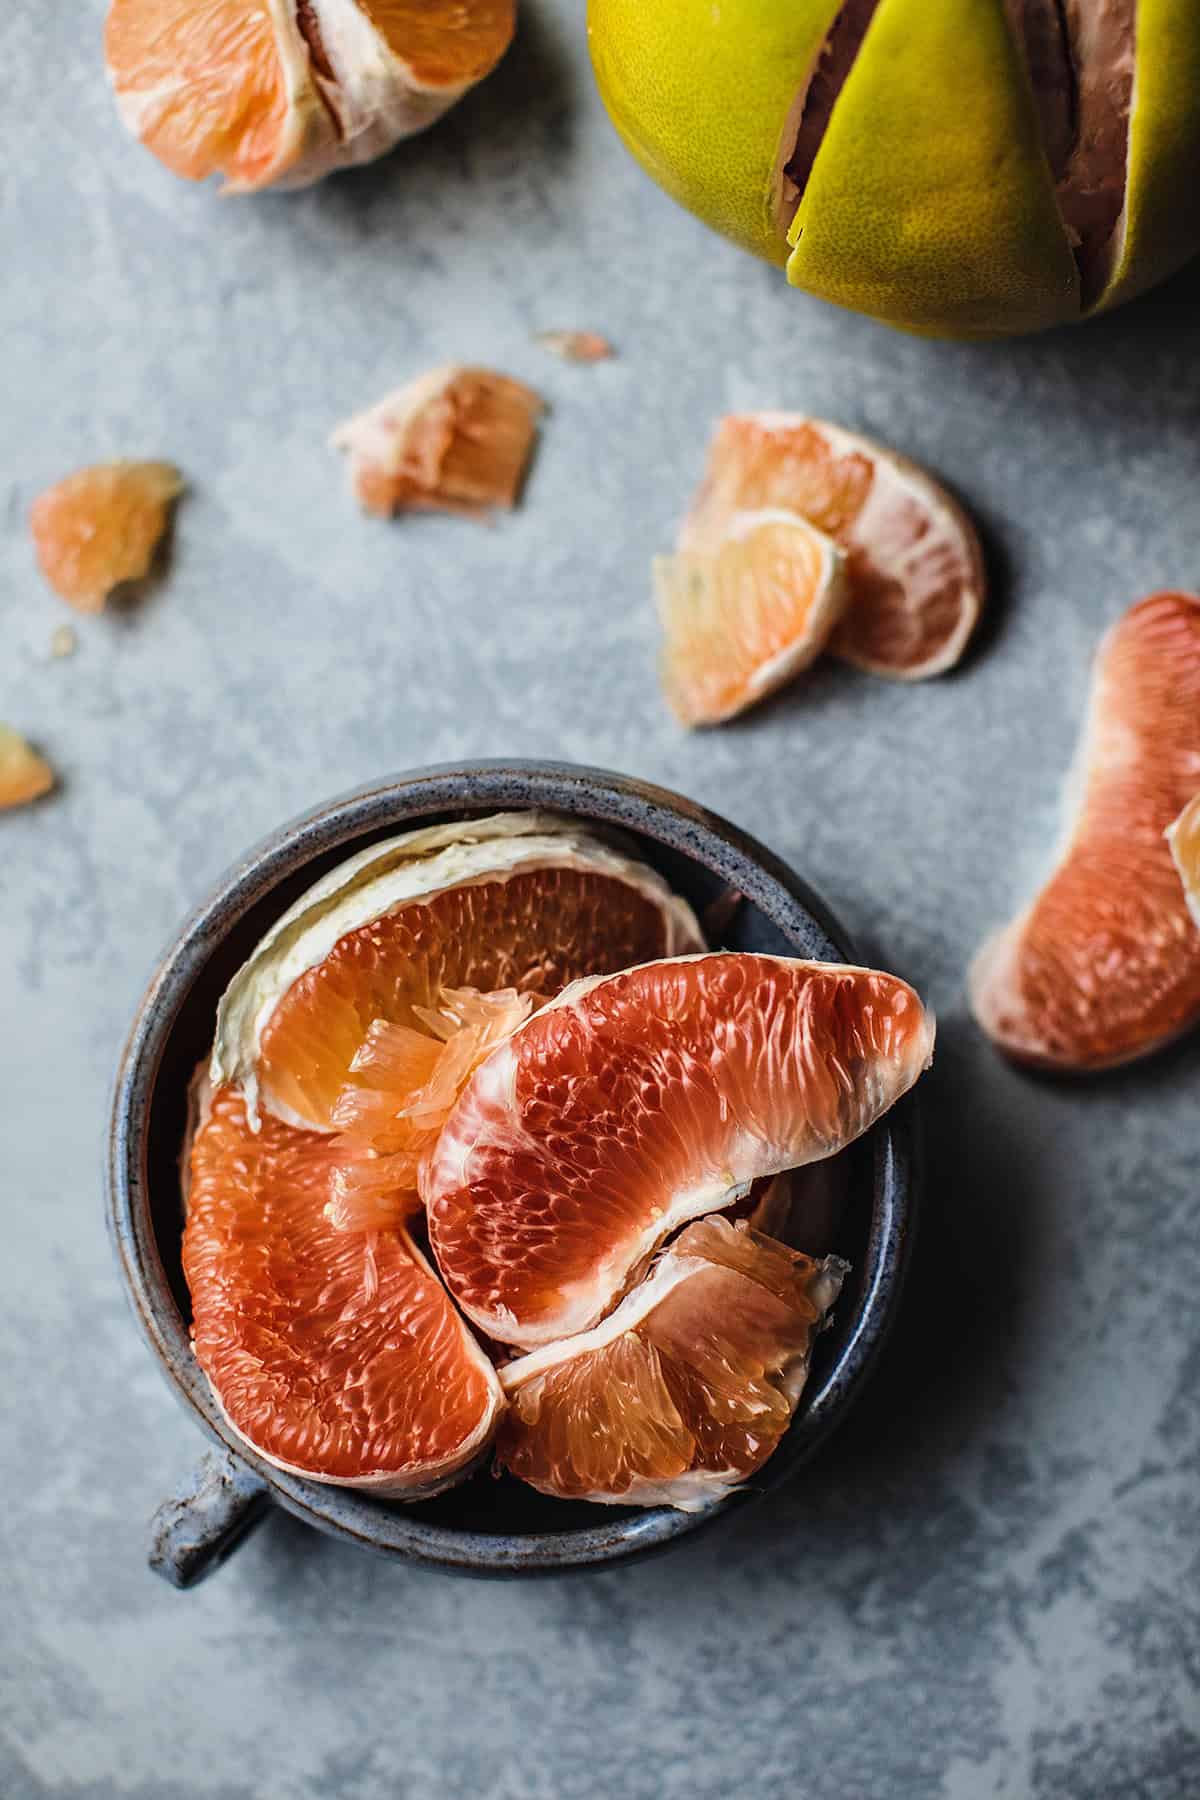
[1167,793,1200,932]
[30,461,182,613]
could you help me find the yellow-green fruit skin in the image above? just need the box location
[588,0,1200,339]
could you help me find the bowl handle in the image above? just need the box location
[149,1450,271,1588]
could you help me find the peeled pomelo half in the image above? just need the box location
[497,1217,846,1509]
[655,508,847,725]
[971,591,1200,1070]
[332,367,542,521]
[212,810,703,1144]
[680,415,985,680]
[105,0,514,194]
[426,952,933,1349]
[1167,794,1200,931]
[30,461,183,613]
[0,727,54,812]
[184,1085,503,1495]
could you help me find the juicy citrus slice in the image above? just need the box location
[680,415,985,679]
[426,952,933,1348]
[971,591,1200,1070]
[331,367,542,520]
[1168,793,1200,931]
[0,727,54,812]
[655,509,847,725]
[105,0,514,194]
[185,1085,502,1494]
[497,1217,846,1508]
[30,461,182,613]
[212,812,703,1135]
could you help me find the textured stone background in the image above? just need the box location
[3,5,1199,1797]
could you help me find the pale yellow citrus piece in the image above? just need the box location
[0,728,55,812]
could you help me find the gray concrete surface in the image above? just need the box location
[3,5,1199,1796]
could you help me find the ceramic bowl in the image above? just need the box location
[108,760,919,1585]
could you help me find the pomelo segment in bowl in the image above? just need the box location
[680,416,985,681]
[105,0,515,194]
[184,1085,503,1496]
[497,1217,847,1508]
[426,952,933,1349]
[971,591,1200,1071]
[1168,793,1200,931]
[655,508,847,725]
[211,810,704,1176]
[30,461,183,613]
[589,0,1200,337]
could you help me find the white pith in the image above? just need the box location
[211,811,704,1126]
[330,365,466,472]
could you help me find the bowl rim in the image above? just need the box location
[108,758,919,1573]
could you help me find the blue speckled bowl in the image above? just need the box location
[108,760,919,1586]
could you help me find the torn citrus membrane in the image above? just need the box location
[680,416,985,681]
[30,461,183,613]
[971,591,1200,1070]
[1167,793,1200,932]
[0,727,54,812]
[534,331,615,363]
[105,0,515,194]
[655,508,847,725]
[497,1217,846,1508]
[332,366,542,520]
[426,952,933,1349]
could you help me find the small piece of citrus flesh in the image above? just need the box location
[185,1084,503,1495]
[680,415,985,680]
[30,461,183,613]
[1167,793,1200,932]
[426,952,933,1349]
[971,591,1200,1070]
[534,330,615,363]
[498,1217,846,1508]
[0,728,54,811]
[211,811,703,1150]
[105,0,514,194]
[331,366,543,520]
[655,508,847,725]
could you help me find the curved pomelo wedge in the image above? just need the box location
[212,812,703,1136]
[105,0,514,194]
[655,508,847,725]
[497,1217,846,1508]
[971,592,1200,1070]
[184,1085,503,1495]
[1168,794,1200,931]
[680,416,984,680]
[0,727,54,812]
[426,953,933,1348]
[30,461,182,613]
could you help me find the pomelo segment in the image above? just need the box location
[331,367,542,520]
[1167,794,1200,932]
[681,416,984,680]
[497,1217,846,1508]
[212,811,704,1134]
[655,508,847,725]
[426,953,933,1349]
[185,1086,503,1495]
[30,461,183,613]
[105,0,514,194]
[971,592,1200,1071]
[0,728,54,812]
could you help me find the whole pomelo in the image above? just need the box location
[588,0,1200,338]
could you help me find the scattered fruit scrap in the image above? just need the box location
[105,0,515,194]
[185,810,933,1505]
[49,625,78,660]
[30,460,183,613]
[971,591,1200,1071]
[0,727,55,812]
[534,330,615,363]
[331,366,543,521]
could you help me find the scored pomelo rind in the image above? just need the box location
[785,0,1080,336]
[497,1217,847,1509]
[426,952,933,1349]
[681,415,986,681]
[588,0,842,266]
[211,811,704,1126]
[969,591,1200,1071]
[1089,0,1200,317]
[655,506,848,725]
[1167,793,1200,932]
